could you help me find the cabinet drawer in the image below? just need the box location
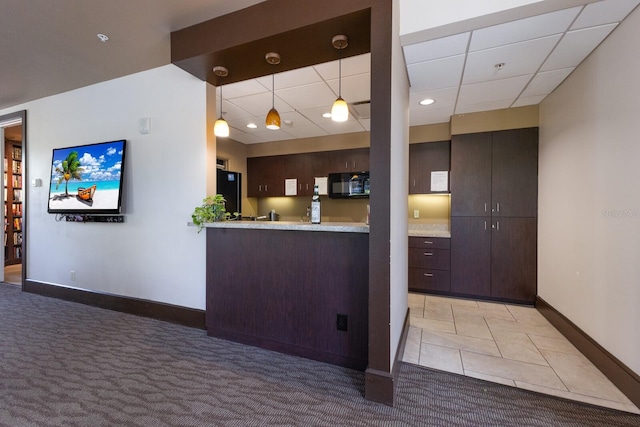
[409,268,451,292]
[408,248,450,270]
[408,236,450,250]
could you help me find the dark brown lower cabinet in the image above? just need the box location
[408,237,451,293]
[450,216,536,303]
[206,227,368,370]
[490,217,537,302]
[450,217,492,297]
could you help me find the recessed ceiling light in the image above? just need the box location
[419,98,435,106]
[246,123,258,129]
[97,33,109,43]
[322,112,332,118]
[283,119,293,126]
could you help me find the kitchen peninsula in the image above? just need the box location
[204,221,370,370]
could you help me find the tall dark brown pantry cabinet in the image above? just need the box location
[450,128,538,303]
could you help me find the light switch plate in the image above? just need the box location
[413,209,420,219]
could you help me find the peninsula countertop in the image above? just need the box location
[198,220,369,233]
[195,220,450,237]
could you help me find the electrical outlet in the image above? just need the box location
[70,270,76,281]
[413,209,420,219]
[336,314,348,332]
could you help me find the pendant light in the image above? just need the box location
[331,35,349,122]
[265,52,281,130]
[213,66,230,138]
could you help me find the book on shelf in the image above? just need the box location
[12,146,22,160]
[13,189,21,202]
[12,160,21,174]
[12,175,22,188]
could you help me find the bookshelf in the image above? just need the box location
[4,140,22,265]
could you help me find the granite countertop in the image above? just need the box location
[198,220,369,234]
[408,222,450,238]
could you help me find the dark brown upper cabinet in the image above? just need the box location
[451,128,538,218]
[409,141,451,194]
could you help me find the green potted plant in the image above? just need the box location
[191,194,237,232]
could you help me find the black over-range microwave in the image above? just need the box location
[328,171,370,199]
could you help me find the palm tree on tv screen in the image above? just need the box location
[55,151,83,196]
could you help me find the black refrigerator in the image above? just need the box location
[216,169,242,215]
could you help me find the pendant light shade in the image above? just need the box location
[266,107,281,130]
[214,117,229,137]
[213,66,230,138]
[331,35,349,122]
[265,53,281,130]
[331,97,349,122]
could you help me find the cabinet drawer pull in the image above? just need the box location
[424,241,433,244]
[423,252,433,256]
[423,273,433,277]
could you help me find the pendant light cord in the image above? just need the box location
[338,50,342,97]
[219,85,223,117]
[272,73,275,108]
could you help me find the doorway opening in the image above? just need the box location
[0,111,26,288]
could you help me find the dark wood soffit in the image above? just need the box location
[171,9,371,86]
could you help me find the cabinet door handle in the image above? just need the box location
[484,203,487,212]
[496,221,500,231]
[484,221,487,230]
[353,161,356,169]
[424,241,433,244]
[345,161,348,169]
[265,185,268,192]
[423,252,433,256]
[423,273,433,277]
[413,179,416,187]
[306,184,309,190]
[299,184,302,191]
[496,203,500,213]
[259,185,263,192]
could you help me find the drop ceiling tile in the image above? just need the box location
[326,73,371,103]
[458,74,532,106]
[298,106,335,126]
[407,54,465,91]
[463,35,561,84]
[250,129,297,143]
[228,130,262,145]
[280,125,329,139]
[541,23,617,71]
[359,119,371,131]
[318,118,367,134]
[521,67,575,97]
[455,99,513,114]
[228,91,294,117]
[410,106,454,127]
[218,98,255,121]
[276,81,337,111]
[314,53,371,80]
[222,79,269,99]
[226,116,265,131]
[470,7,580,51]
[409,86,458,110]
[255,66,323,90]
[512,95,547,107]
[571,0,640,29]
[403,32,470,64]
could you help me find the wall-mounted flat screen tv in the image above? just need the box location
[47,139,126,215]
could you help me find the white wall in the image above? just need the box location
[0,65,208,310]
[539,7,640,374]
[389,0,410,366]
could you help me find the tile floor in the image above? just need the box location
[403,292,640,414]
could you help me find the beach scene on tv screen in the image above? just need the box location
[48,140,124,211]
